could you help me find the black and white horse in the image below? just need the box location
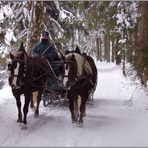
[8,43,51,129]
[63,52,94,127]
[65,47,98,102]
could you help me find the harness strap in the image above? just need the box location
[13,59,24,63]
[83,57,86,72]
[41,46,50,56]
[46,59,61,83]
[40,45,62,83]
[46,60,57,78]
[10,75,19,77]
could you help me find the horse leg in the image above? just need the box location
[69,101,77,123]
[78,95,87,127]
[30,93,34,108]
[68,90,78,123]
[15,95,22,122]
[21,93,31,129]
[34,90,42,117]
[74,98,79,121]
[69,96,78,123]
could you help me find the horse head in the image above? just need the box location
[8,43,27,89]
[63,53,77,88]
[63,52,94,88]
[63,52,89,88]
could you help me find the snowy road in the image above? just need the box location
[0,62,148,146]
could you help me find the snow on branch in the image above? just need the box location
[48,14,65,34]
[4,29,17,45]
[14,5,24,19]
[17,29,28,39]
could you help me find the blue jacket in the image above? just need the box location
[32,41,57,62]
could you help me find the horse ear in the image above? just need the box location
[65,50,70,55]
[71,54,75,60]
[82,52,87,56]
[10,52,14,60]
[75,46,81,54]
[20,42,24,48]
[20,52,24,60]
[18,42,26,53]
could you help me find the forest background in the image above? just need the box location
[0,1,148,89]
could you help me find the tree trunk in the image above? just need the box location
[26,2,44,54]
[104,27,110,62]
[122,49,126,76]
[115,37,121,65]
[104,33,107,61]
[111,37,115,62]
[136,2,148,86]
[106,26,110,62]
[137,2,148,48]
[96,37,99,61]
[99,37,102,61]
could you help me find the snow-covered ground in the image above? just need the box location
[0,62,148,147]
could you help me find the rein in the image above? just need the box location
[25,60,50,87]
[14,59,24,63]
[25,58,64,89]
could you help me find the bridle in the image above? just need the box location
[9,59,26,77]
[63,60,80,89]
[8,57,27,89]
[63,56,88,90]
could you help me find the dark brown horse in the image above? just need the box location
[63,52,94,127]
[8,43,52,129]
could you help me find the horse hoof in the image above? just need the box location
[30,104,35,108]
[83,112,86,117]
[31,107,35,112]
[72,120,77,124]
[21,124,27,130]
[34,114,39,118]
[77,122,83,127]
[17,119,22,123]
[72,118,78,124]
[72,120,76,124]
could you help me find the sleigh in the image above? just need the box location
[41,70,95,107]
[41,72,68,107]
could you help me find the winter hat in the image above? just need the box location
[41,31,49,40]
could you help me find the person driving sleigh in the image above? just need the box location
[32,30,65,96]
